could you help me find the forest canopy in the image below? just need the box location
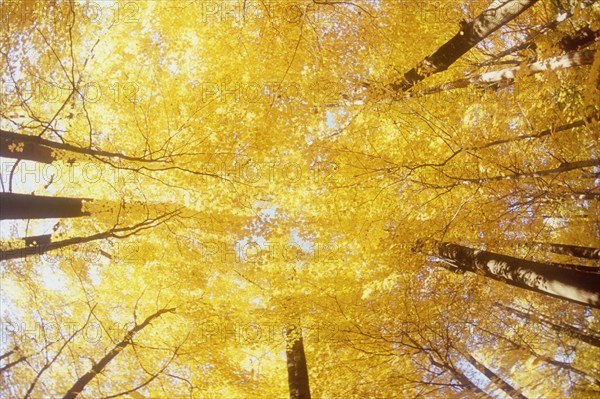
[1,0,599,398]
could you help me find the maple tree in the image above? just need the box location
[1,0,599,398]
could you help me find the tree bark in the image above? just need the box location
[62,307,176,399]
[464,353,527,399]
[472,323,600,386]
[467,115,596,151]
[1,231,112,262]
[531,242,600,260]
[432,241,600,308]
[0,129,153,162]
[496,303,600,348]
[477,2,597,68]
[0,193,90,220]
[449,158,600,186]
[286,330,311,399]
[559,26,599,53]
[391,0,539,92]
[22,234,52,247]
[1,213,175,262]
[0,133,55,163]
[546,261,599,274]
[414,50,594,96]
[430,357,492,398]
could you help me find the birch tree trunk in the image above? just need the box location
[431,241,600,308]
[414,50,595,96]
[391,0,539,92]
[464,353,528,399]
[496,303,600,348]
[530,242,600,260]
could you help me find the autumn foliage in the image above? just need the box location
[1,1,599,398]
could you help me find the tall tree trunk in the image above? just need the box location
[546,261,599,274]
[464,353,528,399]
[496,303,600,348]
[22,234,52,247]
[449,158,600,186]
[473,323,600,386]
[530,242,600,260]
[430,357,492,398]
[559,26,599,52]
[390,0,539,92]
[2,231,112,262]
[286,329,311,399]
[471,119,588,151]
[1,212,176,261]
[414,50,594,96]
[431,241,600,308]
[62,307,176,399]
[0,193,90,220]
[0,133,55,163]
[476,2,593,68]
[534,355,600,386]
[0,129,153,162]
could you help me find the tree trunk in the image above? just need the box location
[0,129,153,162]
[0,133,55,163]
[390,0,539,92]
[414,50,594,96]
[1,213,175,262]
[496,303,600,348]
[534,355,600,386]
[431,241,600,308]
[22,234,52,247]
[286,330,311,399]
[1,231,112,262]
[0,193,90,220]
[464,353,527,399]
[430,358,492,398]
[559,26,599,52]
[531,242,600,260]
[477,9,568,67]
[449,158,600,186]
[546,261,599,274]
[473,323,600,386]
[62,307,175,399]
[467,115,596,151]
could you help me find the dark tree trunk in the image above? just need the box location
[0,129,151,162]
[1,231,110,262]
[1,213,174,262]
[430,358,492,398]
[547,261,599,273]
[497,303,600,348]
[559,26,599,52]
[469,118,590,151]
[22,234,52,247]
[286,330,311,399]
[391,0,539,92]
[62,308,175,399]
[432,241,600,308]
[464,353,527,399]
[531,242,600,260]
[473,323,600,386]
[453,158,600,185]
[0,134,55,163]
[0,193,90,220]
